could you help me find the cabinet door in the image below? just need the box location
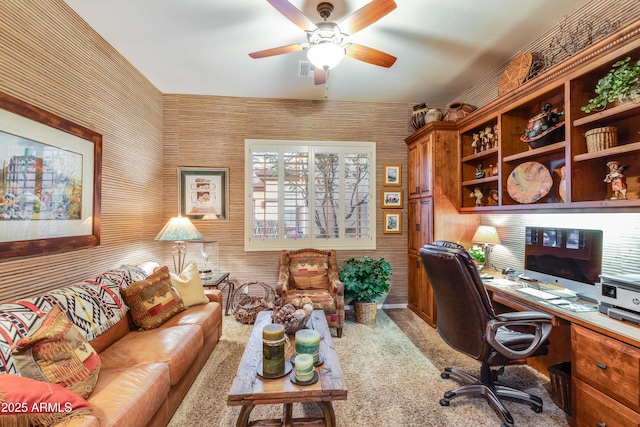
[408,253,436,327]
[419,198,433,246]
[418,135,433,196]
[408,199,420,254]
[407,141,420,199]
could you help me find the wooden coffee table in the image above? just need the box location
[227,310,347,427]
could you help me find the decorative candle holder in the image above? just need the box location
[262,324,285,375]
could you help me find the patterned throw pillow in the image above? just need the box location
[12,305,101,399]
[293,274,329,290]
[121,266,185,330]
[0,374,93,425]
[169,261,209,307]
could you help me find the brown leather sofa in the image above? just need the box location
[61,288,223,427]
[0,262,223,427]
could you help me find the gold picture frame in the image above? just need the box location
[383,211,402,234]
[381,189,403,209]
[383,163,402,186]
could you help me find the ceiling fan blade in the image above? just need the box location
[339,0,397,35]
[249,44,305,59]
[346,44,396,68]
[314,68,327,85]
[266,0,317,32]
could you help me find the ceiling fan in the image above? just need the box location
[249,0,397,85]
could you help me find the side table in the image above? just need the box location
[202,272,234,315]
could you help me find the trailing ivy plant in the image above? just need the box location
[582,57,640,113]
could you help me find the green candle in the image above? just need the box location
[295,329,320,364]
[263,324,285,375]
[294,353,314,382]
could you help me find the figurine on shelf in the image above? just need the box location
[488,189,499,205]
[472,133,480,154]
[493,124,499,148]
[470,187,483,206]
[604,160,629,200]
[475,164,486,179]
[478,129,486,152]
[484,126,494,151]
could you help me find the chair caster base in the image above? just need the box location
[439,398,450,406]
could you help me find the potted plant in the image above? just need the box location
[467,245,485,270]
[582,57,640,113]
[338,256,391,325]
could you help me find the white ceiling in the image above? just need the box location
[64,0,592,106]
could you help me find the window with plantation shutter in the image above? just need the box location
[245,139,375,251]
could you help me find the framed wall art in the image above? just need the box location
[381,189,403,208]
[0,91,102,260]
[383,211,402,234]
[178,167,229,221]
[383,164,402,186]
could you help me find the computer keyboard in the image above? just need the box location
[516,287,560,300]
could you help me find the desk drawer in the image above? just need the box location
[572,324,640,412]
[574,378,640,427]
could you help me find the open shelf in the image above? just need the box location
[503,141,566,162]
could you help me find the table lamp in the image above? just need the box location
[155,215,203,274]
[472,225,501,269]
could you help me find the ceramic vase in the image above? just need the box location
[425,108,442,123]
[443,102,477,122]
[410,103,429,130]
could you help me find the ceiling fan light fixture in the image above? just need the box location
[307,41,345,70]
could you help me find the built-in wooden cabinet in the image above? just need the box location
[572,324,640,426]
[457,21,640,212]
[405,123,479,327]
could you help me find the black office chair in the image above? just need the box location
[419,241,553,427]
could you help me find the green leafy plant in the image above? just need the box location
[582,57,640,113]
[338,256,392,303]
[467,245,485,264]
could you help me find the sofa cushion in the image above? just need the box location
[121,266,185,330]
[161,301,221,342]
[0,373,93,425]
[86,362,170,427]
[169,261,209,307]
[12,306,101,398]
[99,325,202,386]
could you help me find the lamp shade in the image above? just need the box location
[472,225,501,245]
[307,42,345,70]
[155,215,203,242]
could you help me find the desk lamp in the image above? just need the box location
[155,215,203,274]
[472,225,501,269]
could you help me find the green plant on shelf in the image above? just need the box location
[581,57,640,113]
[467,245,485,264]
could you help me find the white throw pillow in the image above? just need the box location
[169,261,209,306]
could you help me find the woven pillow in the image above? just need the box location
[0,374,93,425]
[12,305,101,399]
[169,261,209,307]
[122,266,185,330]
[293,274,329,290]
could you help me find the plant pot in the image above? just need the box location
[354,301,377,325]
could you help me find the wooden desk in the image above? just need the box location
[483,273,640,426]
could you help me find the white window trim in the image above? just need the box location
[244,139,376,251]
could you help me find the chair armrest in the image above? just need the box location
[486,311,553,359]
[496,311,553,322]
[330,278,344,296]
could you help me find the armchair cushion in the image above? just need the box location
[292,274,329,290]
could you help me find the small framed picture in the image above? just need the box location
[383,164,402,186]
[381,189,403,208]
[383,211,402,234]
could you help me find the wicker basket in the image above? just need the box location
[585,126,617,153]
[354,302,378,325]
[548,362,572,417]
[231,281,275,324]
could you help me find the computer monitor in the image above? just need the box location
[524,226,603,300]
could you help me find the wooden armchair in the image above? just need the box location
[275,249,344,337]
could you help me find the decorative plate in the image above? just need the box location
[507,162,553,204]
[257,360,293,379]
[498,52,533,96]
[290,371,319,386]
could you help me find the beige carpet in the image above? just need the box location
[168,309,570,427]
